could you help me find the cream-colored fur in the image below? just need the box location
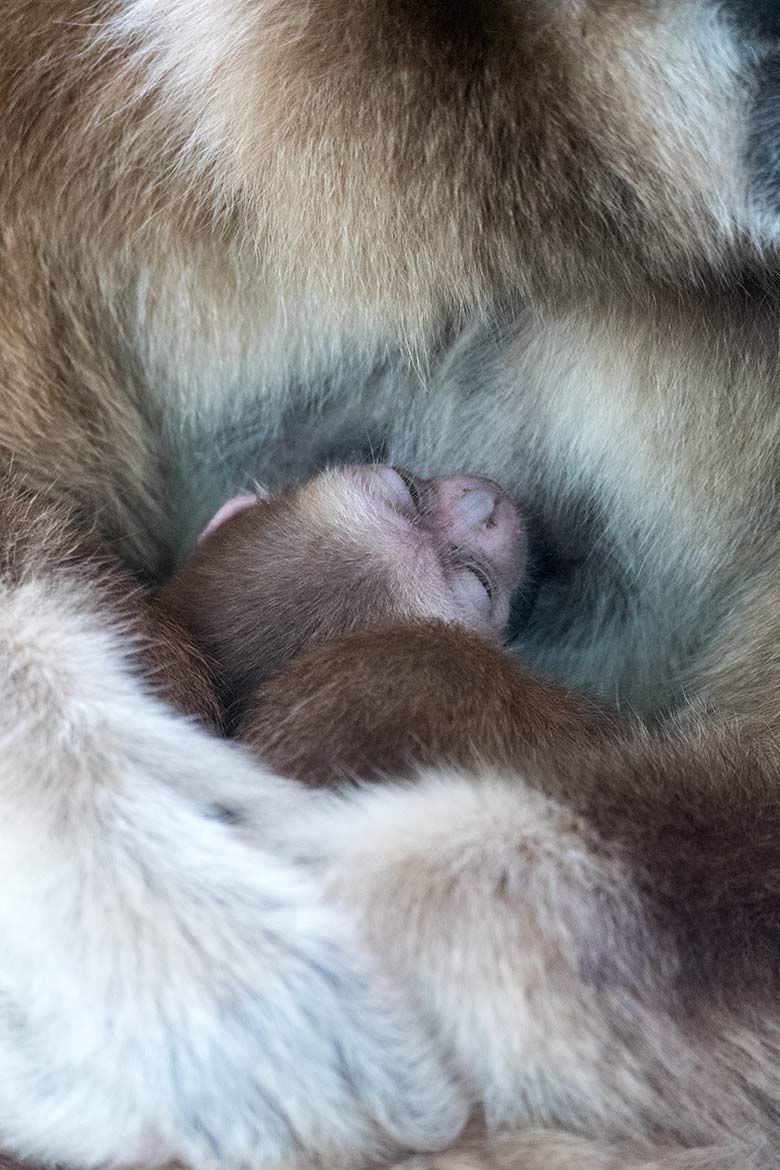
[393,1133,776,1170]
[1,1,780,1168]
[0,569,466,1166]
[269,770,780,1153]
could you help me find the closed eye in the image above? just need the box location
[395,468,423,513]
[465,563,493,601]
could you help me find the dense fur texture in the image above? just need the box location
[158,464,613,778]
[159,465,527,722]
[4,1,780,1168]
[241,621,615,784]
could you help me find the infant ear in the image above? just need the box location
[199,492,266,541]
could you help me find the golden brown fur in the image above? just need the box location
[157,466,613,777]
[3,2,780,1169]
[0,470,221,726]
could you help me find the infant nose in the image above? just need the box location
[424,474,524,580]
[429,476,505,534]
[450,488,497,529]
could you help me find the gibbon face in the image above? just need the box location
[160,465,527,701]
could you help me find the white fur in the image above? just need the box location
[2,2,779,1166]
[0,576,467,1167]
[267,772,780,1149]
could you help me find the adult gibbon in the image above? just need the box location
[0,2,779,1168]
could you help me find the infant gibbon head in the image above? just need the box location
[161,465,527,704]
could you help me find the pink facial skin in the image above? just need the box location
[357,466,526,639]
[202,465,526,639]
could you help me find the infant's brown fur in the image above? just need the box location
[158,466,614,785]
[4,3,780,1167]
[241,621,615,786]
